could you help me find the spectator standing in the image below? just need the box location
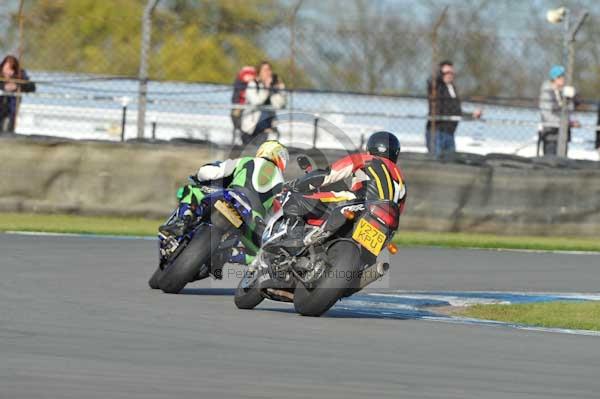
[240,61,286,146]
[0,55,36,134]
[231,66,256,143]
[596,102,600,155]
[538,65,579,156]
[425,60,481,156]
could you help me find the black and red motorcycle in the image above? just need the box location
[234,157,401,316]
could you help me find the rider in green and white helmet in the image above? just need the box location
[173,140,289,266]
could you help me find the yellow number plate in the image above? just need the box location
[352,218,386,256]
[215,200,243,228]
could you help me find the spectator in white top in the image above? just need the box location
[240,61,286,146]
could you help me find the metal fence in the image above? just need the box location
[1,1,599,160]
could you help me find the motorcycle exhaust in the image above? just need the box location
[266,288,294,301]
[359,262,389,289]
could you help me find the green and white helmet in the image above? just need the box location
[256,140,289,172]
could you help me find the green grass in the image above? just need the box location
[394,231,600,252]
[0,212,162,236]
[0,212,599,252]
[458,302,600,331]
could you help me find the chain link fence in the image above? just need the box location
[1,0,599,159]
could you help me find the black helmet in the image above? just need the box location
[366,131,401,163]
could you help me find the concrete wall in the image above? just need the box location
[0,138,219,217]
[1,137,599,236]
[400,156,600,236]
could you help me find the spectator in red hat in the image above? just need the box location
[230,66,257,142]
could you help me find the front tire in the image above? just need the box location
[148,266,163,289]
[234,270,265,309]
[293,240,362,317]
[158,225,216,294]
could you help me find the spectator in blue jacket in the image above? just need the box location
[1,55,36,134]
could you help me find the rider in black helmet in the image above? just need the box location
[366,130,401,163]
[279,131,406,248]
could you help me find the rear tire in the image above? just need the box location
[158,225,217,294]
[148,266,163,289]
[293,240,362,317]
[234,271,264,310]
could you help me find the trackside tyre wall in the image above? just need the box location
[293,240,362,317]
[158,225,216,294]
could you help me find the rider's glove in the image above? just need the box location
[284,178,300,192]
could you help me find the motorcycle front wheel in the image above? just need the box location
[148,266,164,289]
[234,269,265,309]
[158,225,216,294]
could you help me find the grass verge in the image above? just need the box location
[394,231,600,252]
[1,212,599,252]
[0,212,162,237]
[456,302,600,331]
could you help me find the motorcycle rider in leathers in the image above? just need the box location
[162,140,289,268]
[279,131,406,249]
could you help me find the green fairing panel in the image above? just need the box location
[231,157,253,188]
[262,193,275,211]
[179,185,205,205]
[239,231,259,254]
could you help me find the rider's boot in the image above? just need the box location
[207,247,254,281]
[228,247,248,264]
[159,208,194,237]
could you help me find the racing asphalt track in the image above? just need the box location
[2,233,600,399]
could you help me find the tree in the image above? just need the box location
[12,0,599,100]
[151,0,283,82]
[19,0,144,76]
[299,0,423,93]
[15,0,298,84]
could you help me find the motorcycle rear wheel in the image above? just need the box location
[293,240,362,317]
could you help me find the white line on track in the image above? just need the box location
[427,315,600,337]
[490,247,600,256]
[435,246,600,256]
